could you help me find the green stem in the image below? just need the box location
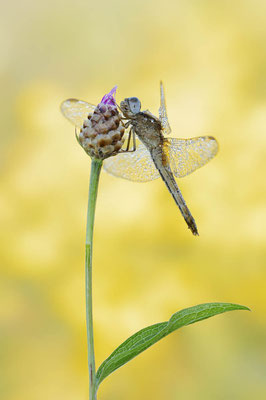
[85,158,103,400]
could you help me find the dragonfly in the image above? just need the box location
[61,83,218,235]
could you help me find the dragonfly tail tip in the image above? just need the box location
[190,225,199,236]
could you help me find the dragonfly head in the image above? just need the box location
[120,97,141,118]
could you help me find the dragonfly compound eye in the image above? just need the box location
[128,97,141,114]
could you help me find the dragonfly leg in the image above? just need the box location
[123,120,131,128]
[120,118,131,130]
[119,128,136,153]
[132,130,136,151]
[75,127,81,144]
[125,128,132,151]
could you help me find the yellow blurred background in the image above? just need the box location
[1,0,266,399]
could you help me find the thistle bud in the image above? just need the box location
[79,87,125,160]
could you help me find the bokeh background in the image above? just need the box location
[1,0,266,399]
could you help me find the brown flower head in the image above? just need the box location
[79,87,125,160]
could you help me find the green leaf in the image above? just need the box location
[96,302,249,389]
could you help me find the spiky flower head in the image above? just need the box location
[79,87,125,160]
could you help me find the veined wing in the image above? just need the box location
[103,143,160,182]
[167,136,218,178]
[60,98,96,128]
[159,81,171,135]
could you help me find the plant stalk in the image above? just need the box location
[85,158,103,400]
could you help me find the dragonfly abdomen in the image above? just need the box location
[150,148,199,236]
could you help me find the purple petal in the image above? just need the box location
[100,86,117,106]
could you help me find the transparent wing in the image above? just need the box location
[103,143,160,182]
[167,136,219,178]
[159,81,171,135]
[60,98,96,128]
